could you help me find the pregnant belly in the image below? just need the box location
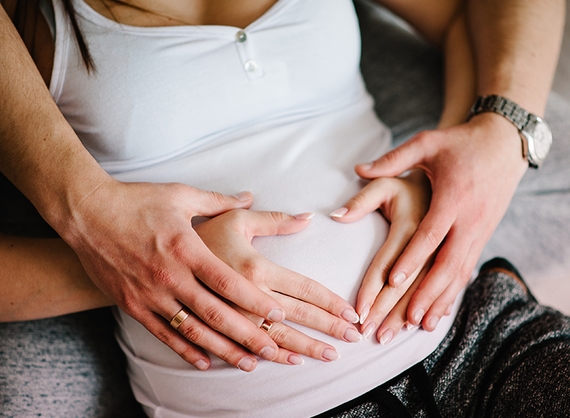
[111,104,460,418]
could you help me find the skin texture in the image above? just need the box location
[344,0,564,334]
[0,0,564,367]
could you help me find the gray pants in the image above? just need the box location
[321,267,570,418]
[2,2,570,417]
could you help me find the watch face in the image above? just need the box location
[528,117,553,163]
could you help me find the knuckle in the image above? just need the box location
[120,296,141,317]
[212,271,239,295]
[199,305,226,329]
[303,341,326,359]
[239,334,259,351]
[181,322,206,344]
[209,190,232,208]
[296,280,318,302]
[290,303,311,323]
[381,149,400,167]
[423,227,444,250]
[347,192,369,209]
[227,208,248,224]
[326,319,347,338]
[215,346,237,364]
[152,268,178,289]
[177,347,199,363]
[152,328,173,345]
[237,256,264,281]
[268,326,288,346]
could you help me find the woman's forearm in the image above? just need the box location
[438,11,476,129]
[0,233,112,322]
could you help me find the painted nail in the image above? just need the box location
[363,322,377,341]
[359,304,370,324]
[233,191,251,201]
[344,327,362,343]
[329,207,349,218]
[194,359,209,371]
[322,347,340,361]
[358,162,373,171]
[259,346,277,361]
[267,308,285,322]
[288,354,305,365]
[293,212,315,220]
[341,308,360,324]
[412,309,425,325]
[427,316,440,330]
[379,329,394,346]
[393,272,407,287]
[237,357,256,372]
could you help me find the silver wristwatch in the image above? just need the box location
[467,95,552,168]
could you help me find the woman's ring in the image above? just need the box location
[170,308,190,330]
[260,319,273,333]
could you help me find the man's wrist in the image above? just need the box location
[467,94,552,168]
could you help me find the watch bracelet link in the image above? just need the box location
[468,95,530,131]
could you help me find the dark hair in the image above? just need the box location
[7,0,94,71]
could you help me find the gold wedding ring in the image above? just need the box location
[260,319,273,333]
[170,308,190,330]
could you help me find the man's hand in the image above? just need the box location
[63,180,292,372]
[354,113,527,331]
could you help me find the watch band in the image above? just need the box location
[467,95,530,131]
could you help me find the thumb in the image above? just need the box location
[242,211,314,239]
[355,132,431,179]
[188,189,253,217]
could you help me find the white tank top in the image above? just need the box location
[50,1,460,416]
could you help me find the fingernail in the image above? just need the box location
[268,308,285,322]
[233,191,251,201]
[405,322,416,331]
[412,309,425,325]
[322,347,340,361]
[195,359,209,370]
[379,329,394,345]
[393,272,406,287]
[293,212,315,220]
[288,354,304,365]
[359,305,370,324]
[344,327,362,343]
[237,357,256,372]
[341,308,360,324]
[427,316,440,330]
[445,305,452,316]
[358,162,373,171]
[363,322,376,341]
[259,345,277,360]
[329,207,348,218]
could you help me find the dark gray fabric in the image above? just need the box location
[0,308,144,417]
[2,2,570,417]
[323,270,570,417]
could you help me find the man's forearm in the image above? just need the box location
[467,0,565,116]
[0,6,110,236]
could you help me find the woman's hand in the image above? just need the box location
[350,116,527,332]
[194,209,362,364]
[329,170,431,342]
